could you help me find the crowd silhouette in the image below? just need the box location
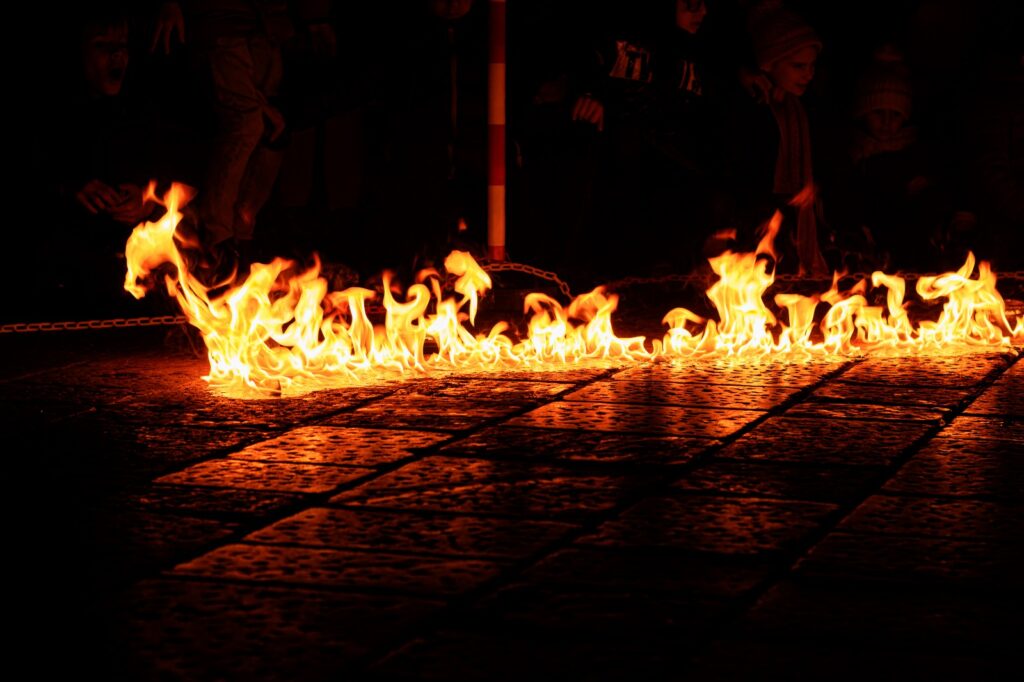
[12,0,1022,322]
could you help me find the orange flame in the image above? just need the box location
[125,186,1024,397]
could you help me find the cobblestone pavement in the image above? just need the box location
[6,327,1021,680]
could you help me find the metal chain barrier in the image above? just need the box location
[3,269,1022,335]
[480,260,574,299]
[603,268,1024,290]
[0,315,187,334]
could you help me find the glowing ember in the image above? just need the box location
[126,184,1024,397]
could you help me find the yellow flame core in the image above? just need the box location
[125,187,1024,397]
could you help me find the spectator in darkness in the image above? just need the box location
[723,1,830,276]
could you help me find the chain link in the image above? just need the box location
[4,266,1022,335]
[0,315,187,334]
[480,260,574,299]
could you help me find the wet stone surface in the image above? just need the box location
[938,415,1024,442]
[394,377,576,402]
[156,459,375,494]
[795,532,1024,588]
[576,495,838,555]
[715,416,935,465]
[520,547,770,599]
[7,329,1022,680]
[84,509,241,584]
[837,494,1024,539]
[837,354,1010,387]
[437,425,715,465]
[564,379,799,410]
[453,366,617,383]
[612,360,846,387]
[118,578,443,680]
[674,462,882,504]
[17,413,262,478]
[783,401,947,422]
[247,507,577,560]
[331,456,648,520]
[325,395,528,431]
[231,426,451,467]
[883,436,1024,499]
[508,401,764,439]
[120,484,307,520]
[808,382,973,408]
[964,377,1024,417]
[172,543,502,596]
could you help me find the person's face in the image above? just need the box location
[429,0,474,20]
[676,0,707,34]
[83,24,129,97]
[865,108,907,140]
[767,45,818,97]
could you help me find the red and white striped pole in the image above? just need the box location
[487,0,507,261]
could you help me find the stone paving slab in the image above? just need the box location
[883,436,1024,499]
[452,366,616,383]
[172,543,502,596]
[939,414,1024,442]
[836,354,1010,387]
[808,381,973,408]
[563,379,799,410]
[246,507,577,560]
[330,456,648,519]
[120,484,307,520]
[6,332,1023,680]
[508,401,764,438]
[673,461,883,503]
[837,494,1024,539]
[576,495,838,555]
[26,420,261,481]
[85,510,241,583]
[794,532,1024,588]
[611,360,846,386]
[964,378,1024,416]
[782,401,947,422]
[393,377,576,401]
[230,426,451,466]
[156,459,375,494]
[519,547,769,599]
[119,578,443,680]
[437,425,715,465]
[714,415,935,465]
[325,395,528,431]
[49,354,399,428]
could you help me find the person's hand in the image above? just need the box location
[151,1,185,55]
[738,66,772,104]
[108,183,155,225]
[308,21,337,58]
[75,179,123,215]
[571,94,604,131]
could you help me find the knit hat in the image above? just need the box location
[854,51,912,118]
[749,3,822,70]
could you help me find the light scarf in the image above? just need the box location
[770,93,828,276]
